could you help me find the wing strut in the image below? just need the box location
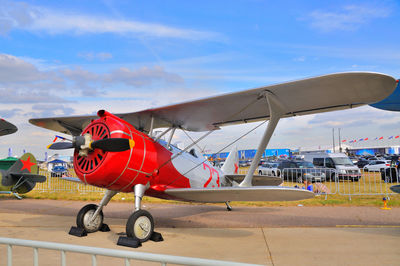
[167,127,176,149]
[149,115,155,137]
[239,91,287,187]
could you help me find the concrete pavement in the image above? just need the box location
[0,198,399,265]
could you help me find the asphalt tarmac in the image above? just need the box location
[0,198,399,265]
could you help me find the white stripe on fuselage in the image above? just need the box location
[167,144,225,188]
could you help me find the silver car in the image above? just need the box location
[258,162,280,176]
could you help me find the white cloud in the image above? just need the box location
[307,5,391,32]
[103,66,184,87]
[78,52,113,61]
[0,1,221,40]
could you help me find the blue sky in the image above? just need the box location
[0,0,399,158]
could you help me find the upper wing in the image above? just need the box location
[164,186,314,203]
[0,119,17,136]
[29,72,397,134]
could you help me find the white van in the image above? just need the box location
[302,152,361,181]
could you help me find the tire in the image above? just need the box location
[76,204,103,233]
[364,168,368,172]
[126,210,154,242]
[272,171,276,176]
[258,170,262,175]
[330,173,337,182]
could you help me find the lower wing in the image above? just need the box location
[225,174,283,186]
[164,186,313,203]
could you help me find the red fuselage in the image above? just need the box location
[73,111,193,197]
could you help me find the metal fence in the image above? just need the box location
[0,237,258,266]
[241,166,400,199]
[34,169,105,194]
[34,167,400,199]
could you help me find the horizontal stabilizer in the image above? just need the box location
[165,186,314,203]
[390,185,400,194]
[9,173,46,183]
[225,174,282,186]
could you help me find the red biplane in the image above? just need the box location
[29,72,396,244]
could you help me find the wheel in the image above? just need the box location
[364,168,368,172]
[258,170,262,175]
[272,171,276,176]
[76,204,103,233]
[330,173,337,182]
[126,210,154,242]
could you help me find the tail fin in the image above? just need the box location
[221,146,239,175]
[7,153,38,175]
[4,153,44,194]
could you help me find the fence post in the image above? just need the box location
[7,244,12,266]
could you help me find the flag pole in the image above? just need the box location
[332,128,335,153]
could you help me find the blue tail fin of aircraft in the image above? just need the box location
[370,80,400,111]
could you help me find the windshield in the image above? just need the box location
[332,157,354,165]
[297,162,314,168]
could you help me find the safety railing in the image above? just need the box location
[34,169,105,194]
[337,167,399,199]
[280,168,337,195]
[34,167,400,199]
[0,237,259,266]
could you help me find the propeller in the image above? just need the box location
[90,138,135,152]
[47,134,135,154]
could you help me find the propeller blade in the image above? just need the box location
[47,142,74,150]
[91,138,135,152]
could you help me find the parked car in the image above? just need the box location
[276,160,326,183]
[302,152,361,181]
[356,158,370,169]
[363,160,391,172]
[258,162,279,176]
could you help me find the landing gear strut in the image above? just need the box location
[225,201,232,211]
[117,183,163,247]
[70,190,117,237]
[70,185,162,247]
[125,184,155,242]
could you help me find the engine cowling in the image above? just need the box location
[73,110,158,192]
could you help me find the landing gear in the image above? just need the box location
[126,209,154,242]
[118,183,162,247]
[70,190,117,236]
[71,185,162,247]
[76,204,104,233]
[225,201,232,211]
